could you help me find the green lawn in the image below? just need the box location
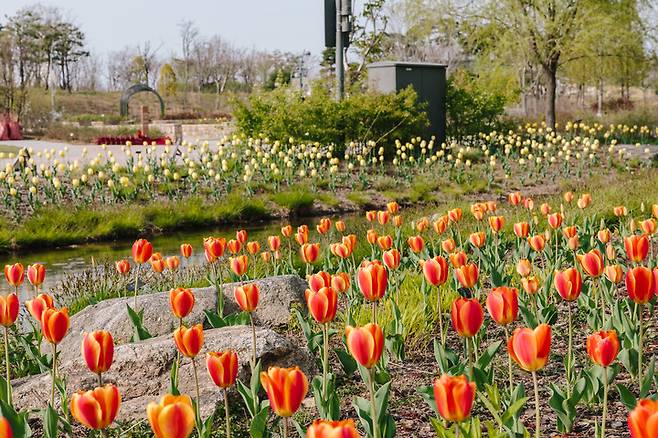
[0,144,20,155]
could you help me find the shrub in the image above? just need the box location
[446,70,509,139]
[232,82,429,154]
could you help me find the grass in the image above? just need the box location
[0,145,20,155]
[270,186,315,213]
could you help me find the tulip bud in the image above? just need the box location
[441,238,456,254]
[382,249,401,270]
[451,298,484,337]
[626,266,654,304]
[82,330,114,374]
[625,235,649,263]
[468,232,486,248]
[147,394,195,438]
[27,263,46,288]
[227,239,242,254]
[513,222,529,238]
[488,215,505,233]
[345,323,384,368]
[586,330,619,367]
[305,287,338,324]
[307,419,360,438]
[41,307,70,344]
[0,294,19,327]
[521,276,540,295]
[603,265,623,284]
[386,201,399,214]
[234,283,259,312]
[0,417,11,438]
[165,256,180,272]
[206,351,238,388]
[407,235,424,253]
[115,259,131,275]
[4,263,24,288]
[70,384,121,430]
[433,374,476,423]
[508,324,551,372]
[357,261,388,302]
[454,263,478,289]
[260,366,309,417]
[25,293,54,321]
[229,255,248,277]
[173,324,204,358]
[516,259,532,277]
[554,268,583,301]
[131,239,153,264]
[422,256,449,286]
[281,225,293,238]
[486,287,518,326]
[180,243,193,259]
[577,249,604,278]
[300,243,320,264]
[236,229,248,244]
[169,288,195,319]
[268,236,281,252]
[246,241,261,255]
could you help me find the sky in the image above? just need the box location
[3,0,327,57]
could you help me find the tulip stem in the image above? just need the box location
[436,286,444,346]
[503,326,513,395]
[50,343,57,408]
[371,301,377,324]
[638,304,644,385]
[4,326,10,406]
[532,371,540,438]
[283,417,289,438]
[601,366,608,438]
[250,314,257,369]
[566,302,573,399]
[454,422,460,438]
[97,372,103,387]
[368,367,380,438]
[192,358,201,437]
[224,388,231,438]
[322,323,329,401]
[467,338,474,380]
[133,263,141,309]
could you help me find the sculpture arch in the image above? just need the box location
[119,84,165,118]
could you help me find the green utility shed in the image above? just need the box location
[367,61,447,144]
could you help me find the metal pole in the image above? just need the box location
[335,0,344,101]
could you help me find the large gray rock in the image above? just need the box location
[14,326,314,420]
[57,275,306,364]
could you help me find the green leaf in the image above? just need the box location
[501,397,529,423]
[335,348,357,376]
[126,304,152,341]
[617,383,637,410]
[475,340,502,370]
[169,356,180,395]
[249,406,270,438]
[43,405,57,438]
[641,356,655,398]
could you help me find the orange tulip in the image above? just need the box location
[305,286,338,324]
[441,238,456,254]
[147,394,195,438]
[173,324,204,358]
[603,265,623,284]
[357,261,388,302]
[345,323,384,368]
[454,263,478,289]
[317,218,332,235]
[422,256,449,286]
[508,192,522,206]
[204,237,225,263]
[540,203,551,216]
[335,220,346,233]
[392,215,404,228]
[613,206,628,217]
[629,399,658,438]
[82,330,114,374]
[150,257,166,274]
[70,384,121,430]
[169,288,195,319]
[227,239,242,255]
[115,259,130,275]
[260,366,309,417]
[261,252,271,263]
[300,243,320,264]
[377,235,393,250]
[451,298,483,337]
[433,374,476,423]
[562,226,577,239]
[180,243,193,259]
[387,201,399,214]
[516,259,532,277]
[527,234,546,252]
[640,218,657,235]
[281,225,293,238]
[330,243,351,259]
[0,417,11,438]
[448,208,462,223]
[507,324,551,372]
[654,267,658,295]
[547,212,562,229]
[268,236,281,252]
[563,191,574,203]
[578,249,604,278]
[377,211,389,226]
[486,287,519,326]
[331,273,350,293]
[554,268,583,301]
[306,419,360,438]
[25,293,54,321]
[308,271,331,293]
[626,266,654,304]
[586,330,619,367]
[449,251,468,268]
[433,217,447,235]
[131,239,153,264]
[206,351,238,388]
[523,197,534,210]
[513,222,529,238]
[488,215,505,233]
[235,229,248,244]
[567,236,580,251]
[41,307,69,344]
[468,232,486,248]
[625,235,650,262]
[521,276,540,295]
[229,255,248,277]
[365,210,376,222]
[234,283,259,312]
[165,256,180,272]
[3,264,23,288]
[416,217,430,232]
[343,234,357,252]
[407,235,424,253]
[597,228,611,244]
[0,293,18,329]
[382,249,401,270]
[246,241,260,255]
[27,263,45,287]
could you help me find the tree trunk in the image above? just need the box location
[544,64,557,129]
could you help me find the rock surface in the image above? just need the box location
[57,275,306,364]
[14,326,314,420]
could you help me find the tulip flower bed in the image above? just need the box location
[0,169,658,438]
[0,121,656,252]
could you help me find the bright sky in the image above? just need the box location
[3,0,326,57]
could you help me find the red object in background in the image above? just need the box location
[0,114,23,140]
[95,129,171,145]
